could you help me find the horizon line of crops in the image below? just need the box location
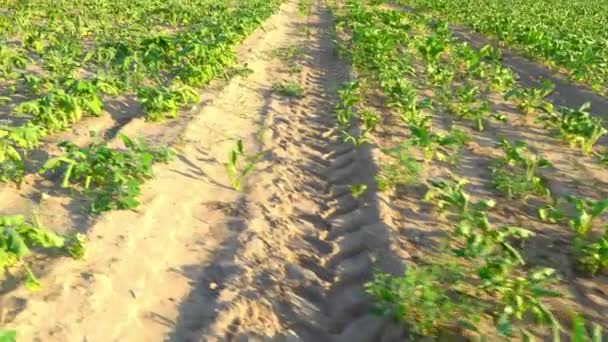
[331,0,605,339]
[400,0,608,96]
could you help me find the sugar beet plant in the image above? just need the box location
[1,215,85,291]
[491,139,552,200]
[424,177,560,336]
[409,122,470,163]
[334,1,573,338]
[538,102,607,155]
[504,80,555,116]
[368,175,561,338]
[40,134,173,213]
[0,124,46,183]
[540,196,608,275]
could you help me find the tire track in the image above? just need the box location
[188,1,406,341]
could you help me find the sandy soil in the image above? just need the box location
[2,0,607,341]
[1,1,403,341]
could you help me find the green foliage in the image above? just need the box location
[572,314,603,342]
[225,139,263,191]
[376,143,421,191]
[342,130,371,148]
[40,135,173,213]
[348,183,368,198]
[539,103,607,155]
[594,150,608,167]
[504,80,555,115]
[0,330,16,342]
[404,0,608,93]
[383,79,431,126]
[272,81,305,98]
[443,85,505,131]
[137,85,199,121]
[486,268,561,336]
[424,175,559,336]
[366,265,480,338]
[540,196,608,236]
[491,139,551,199]
[424,177,472,214]
[416,34,449,65]
[540,196,608,275]
[0,215,85,291]
[0,0,284,179]
[298,0,312,16]
[574,234,608,276]
[358,108,381,133]
[335,0,607,338]
[335,0,570,338]
[334,81,361,126]
[0,124,47,184]
[409,124,470,162]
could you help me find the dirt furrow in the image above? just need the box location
[0,2,306,341]
[176,2,407,341]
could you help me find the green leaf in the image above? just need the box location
[572,314,587,342]
[24,266,41,291]
[6,229,30,257]
[590,199,608,218]
[0,330,16,342]
[17,225,65,249]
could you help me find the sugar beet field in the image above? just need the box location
[1,0,608,341]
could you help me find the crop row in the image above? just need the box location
[0,1,285,339]
[332,0,605,339]
[0,0,283,184]
[402,0,608,95]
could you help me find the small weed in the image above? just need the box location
[224,64,254,79]
[349,183,368,198]
[271,45,304,61]
[272,81,304,98]
[298,0,312,15]
[225,139,264,191]
[376,143,421,191]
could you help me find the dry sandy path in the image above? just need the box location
[1,1,405,341]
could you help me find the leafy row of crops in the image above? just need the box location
[401,0,608,94]
[0,0,282,184]
[332,0,606,339]
[0,2,285,338]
